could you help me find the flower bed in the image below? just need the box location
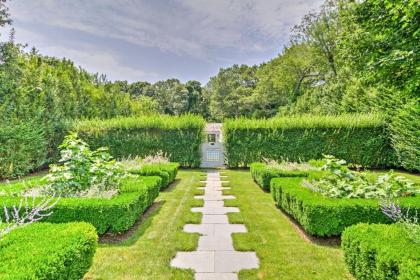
[270,177,420,236]
[1,176,162,234]
[342,223,419,280]
[0,222,97,280]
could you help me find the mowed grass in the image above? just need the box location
[224,170,353,280]
[85,170,204,280]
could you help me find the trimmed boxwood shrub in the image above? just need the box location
[1,176,162,234]
[342,223,420,280]
[0,222,97,280]
[250,162,310,191]
[128,162,179,190]
[270,177,420,236]
[224,114,397,168]
[74,115,205,167]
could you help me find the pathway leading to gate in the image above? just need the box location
[171,170,259,280]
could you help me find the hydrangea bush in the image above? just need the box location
[304,155,417,199]
[43,133,124,197]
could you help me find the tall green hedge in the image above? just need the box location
[390,100,420,172]
[74,115,205,167]
[223,114,396,168]
[0,222,97,280]
[270,177,420,236]
[342,223,420,280]
[1,176,162,234]
[128,162,179,190]
[0,122,47,179]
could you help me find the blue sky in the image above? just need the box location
[3,0,323,84]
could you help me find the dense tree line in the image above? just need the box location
[0,0,418,173]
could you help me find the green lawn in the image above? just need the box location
[85,169,354,279]
[85,170,204,280]
[224,170,353,280]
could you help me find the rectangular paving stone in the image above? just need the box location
[204,201,225,208]
[202,215,229,224]
[192,207,239,215]
[195,195,235,201]
[195,273,238,280]
[184,224,214,236]
[214,252,259,273]
[171,251,214,272]
[214,224,247,236]
[198,235,234,251]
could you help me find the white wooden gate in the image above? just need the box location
[200,123,225,168]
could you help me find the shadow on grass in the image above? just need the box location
[99,200,165,247]
[277,206,341,248]
[161,178,181,192]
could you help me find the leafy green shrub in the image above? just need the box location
[0,222,97,280]
[390,100,420,172]
[250,162,312,191]
[270,177,420,236]
[74,115,205,167]
[223,114,396,168]
[44,133,123,197]
[0,122,47,179]
[342,223,420,280]
[1,176,161,234]
[128,162,179,190]
[305,155,417,199]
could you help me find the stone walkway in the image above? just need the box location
[171,170,259,280]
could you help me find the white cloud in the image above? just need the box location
[8,0,324,60]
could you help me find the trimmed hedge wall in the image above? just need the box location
[1,176,162,234]
[224,114,396,168]
[270,177,420,236]
[0,222,97,280]
[128,162,179,190]
[250,162,310,191]
[74,115,205,167]
[342,223,420,280]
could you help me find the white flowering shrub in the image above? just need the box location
[43,133,124,197]
[304,155,418,199]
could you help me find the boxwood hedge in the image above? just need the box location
[0,222,97,280]
[270,177,420,236]
[128,162,179,190]
[74,115,205,167]
[342,223,420,280]
[224,114,396,168]
[1,176,162,234]
[250,162,310,191]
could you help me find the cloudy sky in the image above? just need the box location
[3,0,323,83]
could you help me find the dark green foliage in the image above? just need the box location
[390,100,420,172]
[342,223,420,280]
[1,176,162,234]
[0,222,97,280]
[270,177,420,236]
[129,163,179,190]
[75,115,205,167]
[224,114,396,168]
[0,122,47,178]
[250,162,309,191]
